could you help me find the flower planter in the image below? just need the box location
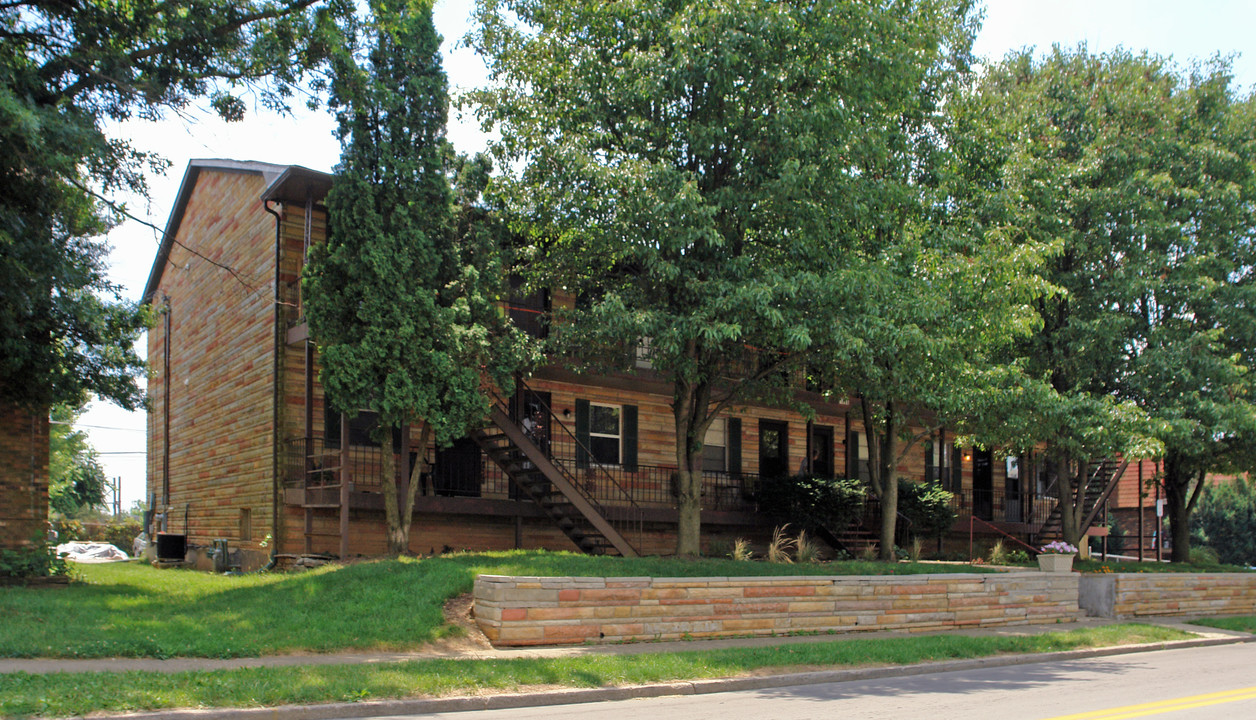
[1038,553,1075,573]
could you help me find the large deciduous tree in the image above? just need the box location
[304,0,527,556]
[952,47,1256,558]
[1,0,346,411]
[471,0,982,557]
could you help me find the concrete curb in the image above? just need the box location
[105,632,1256,720]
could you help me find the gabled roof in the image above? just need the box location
[141,159,333,304]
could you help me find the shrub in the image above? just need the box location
[51,518,85,542]
[87,518,144,552]
[757,474,865,533]
[0,541,70,579]
[896,479,956,540]
[987,539,1008,565]
[1191,478,1256,567]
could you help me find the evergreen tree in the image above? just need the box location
[304,0,526,555]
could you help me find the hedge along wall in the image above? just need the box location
[474,573,1080,646]
[1079,573,1256,619]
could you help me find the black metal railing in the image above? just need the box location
[283,436,385,492]
[491,377,646,551]
[949,487,1056,529]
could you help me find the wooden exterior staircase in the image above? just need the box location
[474,386,642,557]
[1036,458,1129,544]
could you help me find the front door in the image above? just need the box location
[1005,456,1023,522]
[973,449,993,521]
[759,420,789,481]
[809,425,834,478]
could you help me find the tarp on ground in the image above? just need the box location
[55,542,129,563]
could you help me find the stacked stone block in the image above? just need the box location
[1079,573,1256,618]
[475,572,1080,646]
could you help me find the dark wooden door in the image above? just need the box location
[809,425,834,478]
[973,449,993,521]
[759,420,789,481]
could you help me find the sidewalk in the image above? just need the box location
[2,617,1252,720]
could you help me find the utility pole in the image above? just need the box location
[106,476,122,517]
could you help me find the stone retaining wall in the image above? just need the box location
[474,573,1080,646]
[1079,573,1256,618]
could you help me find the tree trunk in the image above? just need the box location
[862,398,900,562]
[1162,451,1203,564]
[1054,452,1083,549]
[381,422,432,556]
[381,441,405,555]
[673,387,702,557]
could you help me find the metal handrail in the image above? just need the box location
[488,377,644,552]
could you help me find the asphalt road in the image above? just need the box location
[359,643,1256,720]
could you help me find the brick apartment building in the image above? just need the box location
[143,159,1141,567]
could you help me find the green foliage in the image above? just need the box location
[1192,479,1256,567]
[951,47,1256,557]
[896,479,957,540]
[0,540,69,579]
[307,0,526,443]
[0,0,347,409]
[304,0,528,552]
[48,403,108,516]
[50,518,84,542]
[470,0,980,556]
[758,475,866,534]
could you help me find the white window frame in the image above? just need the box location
[589,402,622,466]
[703,417,727,472]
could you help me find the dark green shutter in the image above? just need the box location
[847,429,859,479]
[952,446,963,491]
[575,399,590,468]
[622,405,638,471]
[728,417,742,475]
[325,410,341,449]
[924,439,934,483]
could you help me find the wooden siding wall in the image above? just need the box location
[0,404,49,550]
[146,169,287,552]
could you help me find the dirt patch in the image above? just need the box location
[428,593,493,653]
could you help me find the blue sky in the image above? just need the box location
[88,0,1256,509]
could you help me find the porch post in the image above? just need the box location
[339,411,350,559]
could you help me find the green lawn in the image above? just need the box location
[0,551,993,659]
[1188,616,1256,633]
[0,624,1192,719]
[1074,559,1254,573]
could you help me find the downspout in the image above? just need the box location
[162,295,171,532]
[264,199,284,566]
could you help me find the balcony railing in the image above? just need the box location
[284,437,759,514]
[949,487,1056,529]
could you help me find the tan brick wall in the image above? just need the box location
[0,404,49,549]
[475,572,1080,646]
[147,169,282,552]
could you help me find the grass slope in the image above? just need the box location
[0,551,993,659]
[0,624,1192,718]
